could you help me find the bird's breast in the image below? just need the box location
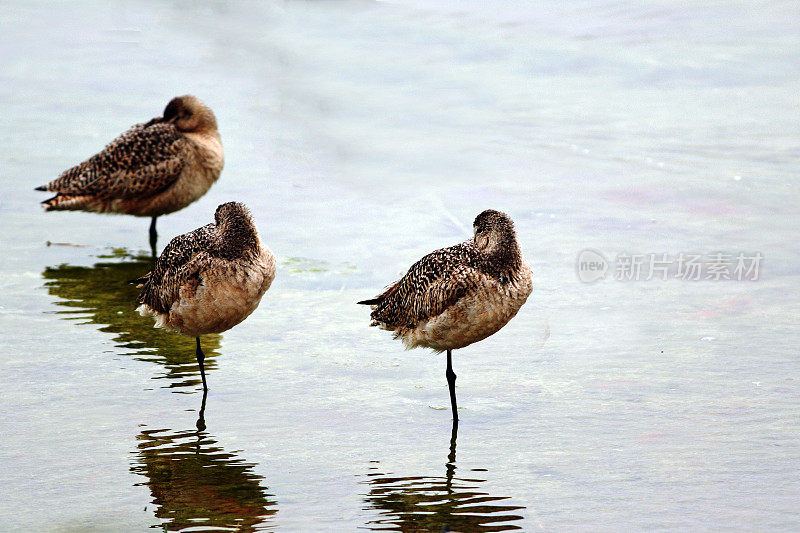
[400,265,532,352]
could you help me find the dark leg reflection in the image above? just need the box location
[42,248,220,391]
[132,392,277,531]
[445,421,457,492]
[196,388,208,432]
[362,420,525,532]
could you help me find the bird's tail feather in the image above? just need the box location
[128,275,150,286]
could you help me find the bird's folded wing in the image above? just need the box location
[372,249,478,328]
[44,122,188,198]
[137,225,215,314]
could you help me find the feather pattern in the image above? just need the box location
[137,223,216,315]
[41,122,187,200]
[136,202,276,337]
[360,210,533,352]
[36,95,224,218]
[366,242,483,329]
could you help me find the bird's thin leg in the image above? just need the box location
[149,216,158,257]
[446,349,458,422]
[196,336,208,392]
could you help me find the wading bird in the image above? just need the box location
[134,202,275,391]
[36,95,224,256]
[358,210,532,422]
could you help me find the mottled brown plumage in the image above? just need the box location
[41,122,188,206]
[135,202,275,390]
[360,210,532,351]
[136,202,274,335]
[358,210,532,421]
[36,95,224,254]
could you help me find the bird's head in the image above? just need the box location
[472,209,516,252]
[161,95,218,133]
[214,202,259,257]
[214,201,253,228]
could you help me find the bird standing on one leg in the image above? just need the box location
[36,95,224,256]
[134,202,275,391]
[358,210,533,422]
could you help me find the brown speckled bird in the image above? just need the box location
[36,95,224,256]
[358,210,533,422]
[134,202,275,391]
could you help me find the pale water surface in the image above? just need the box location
[1,1,799,531]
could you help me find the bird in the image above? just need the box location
[133,202,275,391]
[358,209,533,423]
[36,95,224,256]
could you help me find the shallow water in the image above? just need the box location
[1,1,799,531]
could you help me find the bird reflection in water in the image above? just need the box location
[132,390,277,531]
[41,248,220,390]
[362,423,525,532]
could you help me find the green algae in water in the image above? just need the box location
[283,257,358,275]
[41,249,221,391]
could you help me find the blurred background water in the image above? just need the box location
[1,1,798,531]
